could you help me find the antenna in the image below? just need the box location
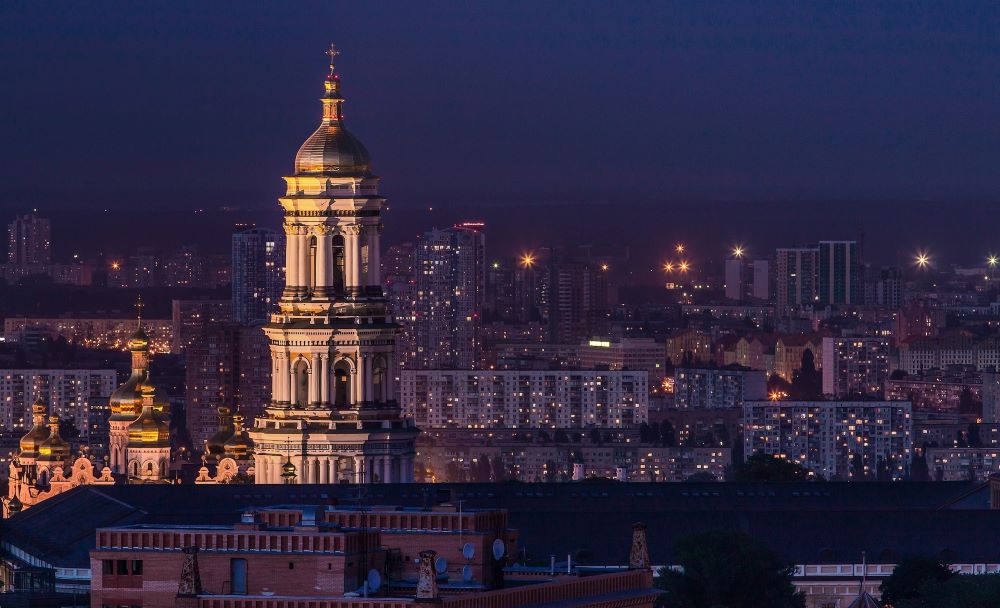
[462,542,475,561]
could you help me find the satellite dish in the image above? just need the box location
[367,569,382,593]
[435,556,448,573]
[462,542,475,560]
[492,538,506,561]
[462,564,474,582]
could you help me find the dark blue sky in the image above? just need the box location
[2,2,1000,266]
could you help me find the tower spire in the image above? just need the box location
[326,43,340,77]
[135,294,145,329]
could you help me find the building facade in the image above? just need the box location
[0,368,116,440]
[411,223,486,369]
[247,48,419,485]
[401,369,648,429]
[673,367,767,410]
[821,337,890,397]
[817,240,860,306]
[743,399,912,480]
[7,213,51,265]
[775,247,818,314]
[232,228,285,325]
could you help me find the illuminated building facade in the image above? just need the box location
[821,336,890,397]
[400,369,648,429]
[232,228,285,325]
[2,316,173,353]
[775,247,819,314]
[743,399,912,480]
[411,223,486,369]
[7,213,50,265]
[673,366,767,410]
[248,47,418,484]
[0,368,116,441]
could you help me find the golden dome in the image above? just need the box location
[127,402,170,448]
[127,326,150,351]
[37,415,70,462]
[223,414,251,459]
[18,399,49,457]
[206,406,234,459]
[292,52,372,177]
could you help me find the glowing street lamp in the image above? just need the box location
[675,243,685,254]
[520,253,536,268]
[915,252,930,269]
[989,255,998,268]
[662,261,675,272]
[600,263,609,272]
[732,245,744,258]
[678,261,690,273]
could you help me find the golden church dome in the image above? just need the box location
[37,415,70,462]
[292,48,372,177]
[127,406,170,448]
[223,414,251,460]
[206,406,235,459]
[127,326,150,351]
[18,398,49,457]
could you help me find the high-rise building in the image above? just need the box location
[232,228,285,325]
[775,247,818,313]
[171,299,232,353]
[821,336,890,398]
[724,258,769,301]
[0,369,117,441]
[743,399,912,480]
[7,213,51,265]
[818,241,860,306]
[411,223,486,369]
[548,252,609,344]
[248,47,419,484]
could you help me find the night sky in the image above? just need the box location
[2,2,1000,264]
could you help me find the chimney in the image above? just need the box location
[416,549,440,602]
[175,546,203,607]
[629,522,650,570]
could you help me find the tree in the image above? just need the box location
[959,387,981,419]
[589,428,602,445]
[790,349,822,400]
[655,531,804,608]
[732,452,810,482]
[554,429,569,444]
[880,556,954,606]
[660,421,678,447]
[896,574,1000,608]
[909,450,930,481]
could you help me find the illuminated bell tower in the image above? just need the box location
[248,46,418,485]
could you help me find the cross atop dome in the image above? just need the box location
[326,43,340,75]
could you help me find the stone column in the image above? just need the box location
[278,353,290,404]
[356,354,367,404]
[319,354,329,405]
[306,366,316,406]
[319,457,329,484]
[366,224,382,290]
[289,359,299,406]
[344,226,359,297]
[297,228,311,297]
[350,365,360,406]
[382,456,392,484]
[353,455,365,483]
[363,354,374,405]
[314,227,332,299]
[282,225,298,299]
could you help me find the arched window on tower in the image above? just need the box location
[293,359,310,407]
[372,356,386,403]
[331,235,345,295]
[334,361,351,407]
